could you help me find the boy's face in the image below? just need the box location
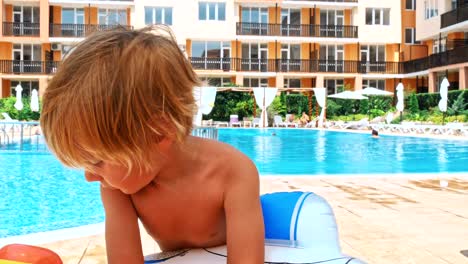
[84,138,173,194]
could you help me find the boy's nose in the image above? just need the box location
[84,171,103,182]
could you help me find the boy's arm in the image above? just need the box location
[224,155,265,264]
[101,186,144,264]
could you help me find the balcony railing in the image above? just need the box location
[189,57,402,74]
[49,24,133,37]
[401,44,468,73]
[2,22,40,36]
[446,38,468,50]
[236,23,358,38]
[402,57,429,73]
[440,3,468,28]
[287,0,358,2]
[0,60,60,74]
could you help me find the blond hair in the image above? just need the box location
[40,26,199,172]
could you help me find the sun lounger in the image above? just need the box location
[252,118,261,128]
[344,118,369,130]
[229,115,241,127]
[273,115,287,127]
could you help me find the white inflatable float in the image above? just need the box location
[144,192,365,264]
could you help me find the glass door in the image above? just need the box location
[336,11,344,37]
[13,6,22,35]
[259,44,268,72]
[281,44,289,71]
[360,46,369,72]
[12,45,22,73]
[281,9,301,36]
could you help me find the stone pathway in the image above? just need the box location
[41,175,468,264]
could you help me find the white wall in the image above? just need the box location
[415,0,452,41]
[355,0,402,44]
[133,0,237,45]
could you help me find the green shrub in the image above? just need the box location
[326,99,342,117]
[0,96,41,121]
[359,99,369,115]
[204,91,254,121]
[270,96,286,117]
[447,91,468,116]
[369,109,385,119]
[408,93,419,114]
[285,94,309,115]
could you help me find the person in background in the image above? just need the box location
[372,129,379,138]
[300,112,310,126]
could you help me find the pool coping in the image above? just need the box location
[217,127,468,141]
[0,223,104,248]
[1,172,467,247]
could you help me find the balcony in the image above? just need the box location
[237,23,358,38]
[286,0,357,2]
[2,22,40,36]
[49,24,133,37]
[189,58,401,74]
[0,60,60,74]
[403,40,468,73]
[440,3,468,28]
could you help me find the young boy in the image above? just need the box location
[40,27,265,264]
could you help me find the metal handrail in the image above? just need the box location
[0,121,41,151]
[0,123,218,152]
[192,127,219,140]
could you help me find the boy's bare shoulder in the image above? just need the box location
[194,137,258,181]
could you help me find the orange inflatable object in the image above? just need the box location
[0,244,62,264]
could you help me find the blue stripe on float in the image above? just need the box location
[293,192,313,241]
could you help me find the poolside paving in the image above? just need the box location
[40,175,468,264]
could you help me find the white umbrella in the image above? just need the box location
[313,87,327,128]
[193,86,217,126]
[438,78,449,125]
[253,87,278,127]
[30,89,39,112]
[396,83,404,112]
[14,84,23,111]
[359,87,393,96]
[328,91,368,100]
[438,78,449,113]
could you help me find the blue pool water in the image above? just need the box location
[0,130,467,238]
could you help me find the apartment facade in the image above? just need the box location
[0,0,467,98]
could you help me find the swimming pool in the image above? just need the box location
[0,129,467,238]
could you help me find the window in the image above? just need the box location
[360,45,385,61]
[405,28,418,44]
[365,8,390,25]
[406,0,415,10]
[191,41,230,70]
[433,39,446,54]
[145,7,172,25]
[192,41,230,58]
[11,81,39,97]
[242,7,268,23]
[13,6,39,23]
[243,78,268,87]
[199,2,225,21]
[284,78,301,88]
[424,0,438,19]
[200,77,231,87]
[61,45,74,59]
[363,79,385,90]
[325,79,343,95]
[62,8,84,24]
[319,44,344,72]
[241,43,268,71]
[99,9,127,25]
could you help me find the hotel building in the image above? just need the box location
[0,0,467,98]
